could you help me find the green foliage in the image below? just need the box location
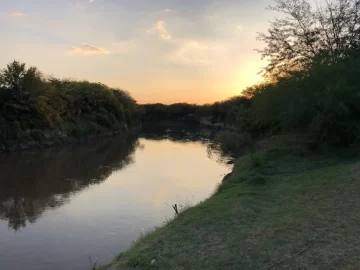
[212,131,254,156]
[140,103,199,123]
[258,0,360,77]
[0,61,137,148]
[0,61,27,91]
[202,0,360,149]
[228,0,360,148]
[247,54,360,146]
[139,97,253,132]
[201,97,253,128]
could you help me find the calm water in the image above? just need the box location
[0,130,231,270]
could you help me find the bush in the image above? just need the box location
[95,113,112,129]
[248,55,360,146]
[30,130,45,141]
[214,131,254,156]
[0,61,138,145]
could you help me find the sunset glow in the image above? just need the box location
[1,0,274,104]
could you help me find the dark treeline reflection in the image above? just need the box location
[140,122,213,144]
[0,135,139,231]
[140,123,231,164]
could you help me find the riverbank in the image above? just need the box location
[99,136,360,269]
[0,121,212,153]
[0,127,131,152]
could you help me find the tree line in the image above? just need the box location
[0,61,137,150]
[138,97,250,127]
[2,0,359,150]
[246,0,360,147]
[140,0,360,150]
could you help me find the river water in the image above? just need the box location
[0,129,231,270]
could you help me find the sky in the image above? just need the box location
[1,0,275,104]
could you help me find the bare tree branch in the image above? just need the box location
[258,0,360,78]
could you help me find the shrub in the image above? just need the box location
[214,131,254,156]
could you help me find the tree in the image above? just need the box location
[22,66,44,95]
[0,61,28,94]
[0,61,44,102]
[113,89,138,124]
[258,0,360,77]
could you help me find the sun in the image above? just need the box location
[231,61,265,95]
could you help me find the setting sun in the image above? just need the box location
[232,61,265,96]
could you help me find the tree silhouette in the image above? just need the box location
[258,0,360,77]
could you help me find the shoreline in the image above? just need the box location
[0,121,220,153]
[0,128,135,153]
[98,140,360,269]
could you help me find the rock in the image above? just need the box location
[227,160,235,165]
[222,173,232,182]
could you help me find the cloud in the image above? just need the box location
[171,40,227,65]
[148,20,172,41]
[66,44,110,55]
[9,10,24,16]
[171,41,209,64]
[89,0,96,2]
[170,40,228,65]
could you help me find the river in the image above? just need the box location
[0,129,231,270]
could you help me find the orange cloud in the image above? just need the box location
[9,10,24,16]
[66,44,110,55]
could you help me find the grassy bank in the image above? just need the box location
[100,137,360,269]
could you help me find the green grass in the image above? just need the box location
[100,144,360,270]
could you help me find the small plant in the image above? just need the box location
[89,255,98,270]
[172,204,179,216]
[167,200,193,217]
[212,131,254,157]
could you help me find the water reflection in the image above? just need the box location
[0,135,138,231]
[141,123,231,164]
[141,122,210,141]
[0,130,231,270]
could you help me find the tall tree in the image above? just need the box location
[0,61,44,102]
[0,61,27,92]
[258,0,360,77]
